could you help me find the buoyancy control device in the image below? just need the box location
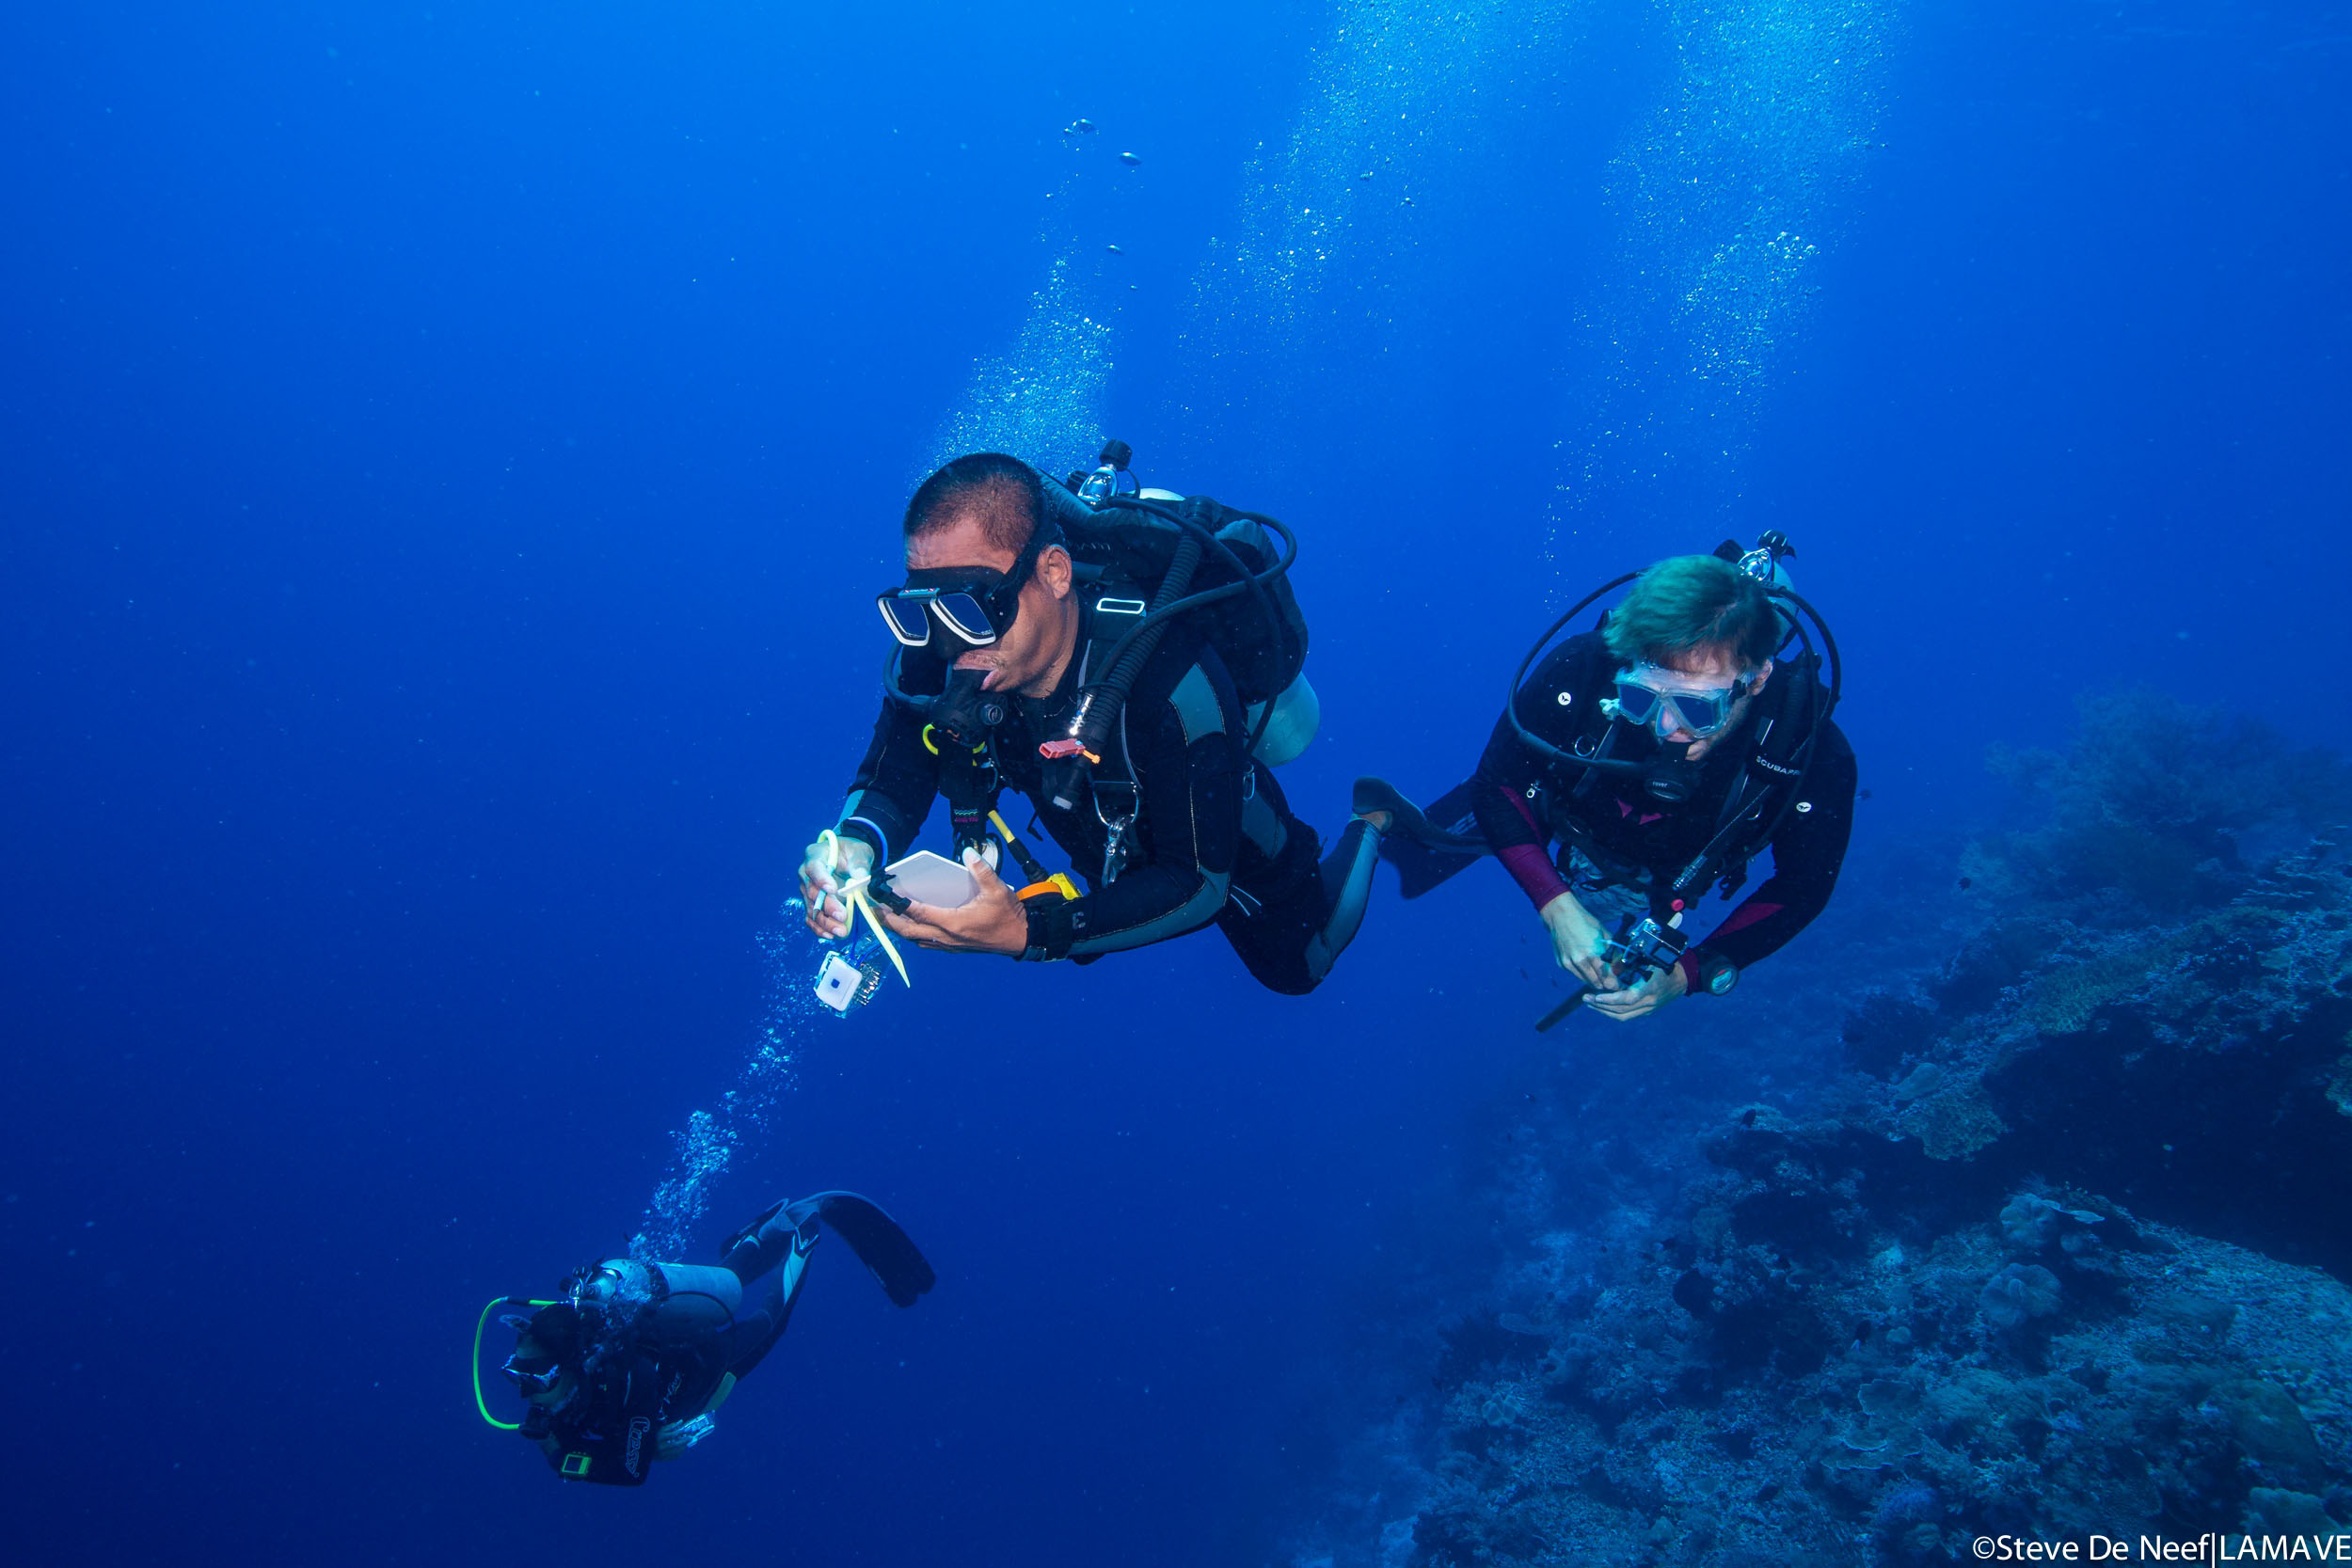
[884,440,1317,885]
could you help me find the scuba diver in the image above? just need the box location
[476,1190,934,1485]
[1388,540,1856,1026]
[799,447,1429,995]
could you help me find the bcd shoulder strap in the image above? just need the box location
[1674,652,1826,901]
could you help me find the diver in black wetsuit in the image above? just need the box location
[799,451,1418,995]
[1393,547,1856,1022]
[489,1191,933,1486]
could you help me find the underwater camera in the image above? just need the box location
[1534,913,1690,1032]
[1602,913,1688,981]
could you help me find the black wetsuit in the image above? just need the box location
[521,1194,932,1486]
[837,626,1378,995]
[1442,632,1856,982]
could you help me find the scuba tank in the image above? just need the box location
[572,1258,743,1342]
[1033,442,1315,812]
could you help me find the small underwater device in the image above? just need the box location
[811,852,977,1016]
[814,938,887,1015]
[1534,912,1690,1032]
[1605,913,1689,980]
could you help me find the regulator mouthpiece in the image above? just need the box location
[930,666,1006,751]
[1644,753,1703,803]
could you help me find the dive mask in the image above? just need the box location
[1608,664,1754,738]
[877,524,1059,649]
[501,1352,566,1399]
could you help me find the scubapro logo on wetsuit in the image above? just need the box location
[626,1416,651,1473]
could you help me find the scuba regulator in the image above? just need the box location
[927,666,1008,752]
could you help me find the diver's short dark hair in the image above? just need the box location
[904,452,1044,557]
[1605,554,1780,671]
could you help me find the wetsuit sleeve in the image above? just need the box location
[836,699,942,863]
[1472,640,1609,911]
[1685,721,1856,977]
[1022,660,1240,961]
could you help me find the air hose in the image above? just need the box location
[1062,531,1203,763]
[472,1295,557,1432]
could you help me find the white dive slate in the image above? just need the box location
[883,849,978,910]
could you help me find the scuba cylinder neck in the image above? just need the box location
[1075,438,1137,507]
[1736,529,1797,586]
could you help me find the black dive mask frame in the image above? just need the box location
[1504,537,1841,808]
[878,518,1064,650]
[501,1352,565,1399]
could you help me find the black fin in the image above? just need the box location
[1375,777,1489,899]
[800,1192,936,1307]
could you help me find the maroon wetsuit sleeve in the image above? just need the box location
[1472,641,1608,910]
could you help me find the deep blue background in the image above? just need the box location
[3,3,2343,1563]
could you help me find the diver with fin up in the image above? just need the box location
[800,446,1432,995]
[1384,540,1857,1027]
[474,1191,934,1485]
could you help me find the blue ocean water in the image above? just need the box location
[2,2,2342,1562]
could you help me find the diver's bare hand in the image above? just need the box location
[799,834,873,940]
[1583,958,1687,1022]
[1540,894,1618,990]
[880,854,1028,957]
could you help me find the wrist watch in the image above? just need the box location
[1686,949,1740,996]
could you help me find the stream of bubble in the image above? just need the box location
[628,900,829,1259]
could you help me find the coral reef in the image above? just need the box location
[1406,1171,2352,1564]
[1295,694,2352,1565]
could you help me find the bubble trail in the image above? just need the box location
[1550,0,1900,546]
[628,899,829,1259]
[930,256,1115,472]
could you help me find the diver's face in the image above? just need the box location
[904,515,1077,698]
[511,1332,576,1408]
[1649,644,1772,761]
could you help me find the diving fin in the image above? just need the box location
[791,1191,937,1307]
[1372,776,1490,898]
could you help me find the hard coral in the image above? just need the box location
[1978,1263,2063,1332]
